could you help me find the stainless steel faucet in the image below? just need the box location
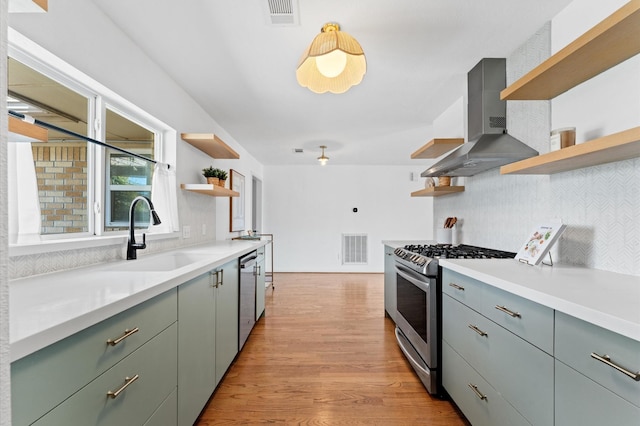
[127,196,161,260]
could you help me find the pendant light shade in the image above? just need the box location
[296,23,366,94]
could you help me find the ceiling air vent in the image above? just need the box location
[263,0,299,26]
[293,148,304,153]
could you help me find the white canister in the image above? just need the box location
[550,127,576,151]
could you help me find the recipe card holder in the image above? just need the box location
[515,222,566,267]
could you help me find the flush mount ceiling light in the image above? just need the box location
[317,145,329,165]
[296,22,366,94]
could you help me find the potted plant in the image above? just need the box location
[215,169,228,188]
[202,166,219,186]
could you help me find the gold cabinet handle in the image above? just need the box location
[106,327,139,346]
[449,283,465,291]
[591,353,640,381]
[495,305,521,318]
[468,324,488,337]
[107,374,139,399]
[468,383,488,401]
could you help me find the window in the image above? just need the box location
[7,41,175,248]
[104,108,156,230]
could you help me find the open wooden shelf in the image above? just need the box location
[180,183,239,197]
[9,0,48,13]
[500,126,640,175]
[181,133,240,159]
[411,186,465,197]
[501,0,640,100]
[8,115,48,142]
[411,138,464,159]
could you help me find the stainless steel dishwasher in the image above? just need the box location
[239,251,257,350]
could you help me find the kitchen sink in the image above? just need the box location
[108,252,212,272]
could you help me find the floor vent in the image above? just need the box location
[342,234,368,265]
[264,0,299,26]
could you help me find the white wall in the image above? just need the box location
[264,165,433,272]
[435,0,640,276]
[7,0,263,279]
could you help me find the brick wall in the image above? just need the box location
[33,143,88,234]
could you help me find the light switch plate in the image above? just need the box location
[183,225,191,238]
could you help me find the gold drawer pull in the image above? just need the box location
[107,374,139,399]
[495,305,521,318]
[468,383,488,401]
[591,353,640,381]
[449,283,465,291]
[106,327,139,346]
[468,324,488,337]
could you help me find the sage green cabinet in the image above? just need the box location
[383,245,396,321]
[177,272,217,425]
[215,260,239,384]
[442,268,554,426]
[555,312,640,425]
[177,259,239,425]
[31,323,177,426]
[11,288,177,426]
[256,245,266,320]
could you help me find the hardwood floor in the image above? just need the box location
[197,273,469,425]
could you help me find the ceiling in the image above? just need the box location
[88,0,571,166]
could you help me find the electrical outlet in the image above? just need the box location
[183,225,191,239]
[201,224,207,235]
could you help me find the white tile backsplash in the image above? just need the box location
[435,22,640,276]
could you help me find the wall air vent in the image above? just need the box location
[263,0,299,26]
[342,234,368,265]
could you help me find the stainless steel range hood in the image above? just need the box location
[421,58,538,177]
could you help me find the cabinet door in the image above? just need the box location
[256,247,266,320]
[215,260,239,385]
[383,245,397,321]
[556,360,640,426]
[177,273,216,426]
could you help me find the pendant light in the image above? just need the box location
[296,23,366,94]
[317,145,329,166]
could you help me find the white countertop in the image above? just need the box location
[440,259,640,342]
[10,240,267,362]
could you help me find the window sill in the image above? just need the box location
[9,231,180,257]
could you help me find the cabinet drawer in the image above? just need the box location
[555,312,640,408]
[32,322,178,426]
[144,388,177,426]
[483,284,554,354]
[442,342,531,426]
[442,269,484,312]
[443,295,554,425]
[556,360,639,426]
[12,288,177,426]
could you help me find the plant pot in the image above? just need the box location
[218,179,226,188]
[206,177,219,185]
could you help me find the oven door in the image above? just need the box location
[394,263,437,369]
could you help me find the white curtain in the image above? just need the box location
[8,142,42,244]
[150,162,179,233]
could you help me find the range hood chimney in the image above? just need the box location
[422,58,538,177]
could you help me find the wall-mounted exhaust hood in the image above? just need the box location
[422,58,538,177]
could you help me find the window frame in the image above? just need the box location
[8,29,178,256]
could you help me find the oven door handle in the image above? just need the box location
[395,263,431,292]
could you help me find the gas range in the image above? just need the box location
[394,243,516,276]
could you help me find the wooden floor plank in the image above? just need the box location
[196,273,469,425]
